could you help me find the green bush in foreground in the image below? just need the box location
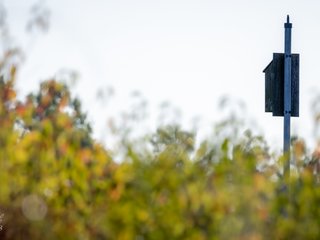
[0,70,320,239]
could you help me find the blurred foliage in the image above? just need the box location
[2,2,320,240]
[0,67,320,240]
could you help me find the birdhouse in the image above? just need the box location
[263,53,299,117]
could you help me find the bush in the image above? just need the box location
[0,70,320,240]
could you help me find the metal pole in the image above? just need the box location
[284,15,292,178]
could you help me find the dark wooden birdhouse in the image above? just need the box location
[263,53,299,117]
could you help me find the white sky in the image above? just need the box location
[5,0,320,151]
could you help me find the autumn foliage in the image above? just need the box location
[1,68,320,240]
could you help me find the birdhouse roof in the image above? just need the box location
[263,60,273,73]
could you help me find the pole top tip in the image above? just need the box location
[285,15,292,28]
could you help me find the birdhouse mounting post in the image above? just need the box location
[283,15,292,178]
[263,16,300,178]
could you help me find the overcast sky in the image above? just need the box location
[5,0,320,151]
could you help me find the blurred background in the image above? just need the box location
[4,0,320,151]
[3,1,320,239]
